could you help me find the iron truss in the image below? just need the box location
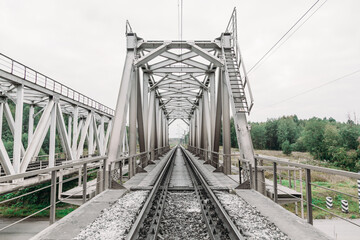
[0,53,113,175]
[107,8,256,183]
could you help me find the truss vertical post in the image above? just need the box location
[72,106,79,157]
[203,88,212,162]
[0,101,3,138]
[201,97,208,162]
[67,115,72,144]
[212,69,223,168]
[143,73,149,153]
[129,67,137,178]
[222,71,231,175]
[13,85,24,173]
[88,114,94,156]
[209,72,216,152]
[49,99,57,168]
[148,91,156,161]
[136,69,146,168]
[99,116,105,151]
[28,104,34,145]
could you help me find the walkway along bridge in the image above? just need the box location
[0,9,359,239]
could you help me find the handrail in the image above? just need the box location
[256,154,360,179]
[0,155,106,183]
[0,53,114,116]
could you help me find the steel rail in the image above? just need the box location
[126,148,177,240]
[180,146,245,240]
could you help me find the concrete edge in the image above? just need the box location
[30,189,128,240]
[234,189,332,240]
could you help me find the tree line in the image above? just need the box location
[249,115,360,171]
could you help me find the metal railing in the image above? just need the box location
[254,155,360,227]
[224,7,254,112]
[187,145,252,185]
[0,146,171,233]
[186,145,360,228]
[0,53,114,116]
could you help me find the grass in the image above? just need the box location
[0,203,78,218]
[219,147,360,219]
[254,150,360,220]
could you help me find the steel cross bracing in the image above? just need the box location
[0,54,113,175]
[108,8,256,183]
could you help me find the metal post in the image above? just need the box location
[300,168,304,218]
[222,76,231,175]
[306,168,313,224]
[129,69,137,178]
[103,158,107,190]
[67,115,72,144]
[254,158,258,191]
[72,106,78,157]
[28,104,34,144]
[13,85,24,173]
[50,170,57,224]
[120,160,123,185]
[273,162,278,203]
[49,103,56,167]
[82,163,87,204]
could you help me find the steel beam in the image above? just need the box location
[107,35,136,169]
[48,100,57,167]
[20,100,54,173]
[28,104,34,144]
[222,72,231,175]
[129,68,137,177]
[13,85,24,173]
[55,103,74,160]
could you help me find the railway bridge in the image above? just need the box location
[0,9,358,240]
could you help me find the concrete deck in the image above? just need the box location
[235,189,331,240]
[169,148,193,188]
[31,189,128,240]
[185,150,239,189]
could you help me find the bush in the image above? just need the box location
[282,140,292,155]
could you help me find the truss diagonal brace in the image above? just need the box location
[134,43,170,67]
[188,42,223,67]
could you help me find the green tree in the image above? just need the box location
[282,140,292,155]
[303,118,326,159]
[250,122,266,149]
[265,119,279,150]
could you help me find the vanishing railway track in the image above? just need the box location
[126,146,244,240]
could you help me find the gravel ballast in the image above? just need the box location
[73,190,149,240]
[216,191,290,240]
[158,192,209,240]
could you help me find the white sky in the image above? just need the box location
[0,0,359,138]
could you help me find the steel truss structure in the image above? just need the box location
[0,53,113,175]
[108,9,255,177]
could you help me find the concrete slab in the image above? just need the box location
[234,189,331,240]
[136,150,174,187]
[31,189,128,240]
[169,148,193,188]
[185,150,239,189]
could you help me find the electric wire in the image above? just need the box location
[250,0,329,73]
[248,0,327,75]
[260,68,360,109]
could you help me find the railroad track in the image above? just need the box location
[126,146,244,240]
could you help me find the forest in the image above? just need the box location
[249,115,360,172]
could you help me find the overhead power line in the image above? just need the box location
[262,68,360,109]
[248,0,328,74]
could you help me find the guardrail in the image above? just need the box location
[187,145,360,228]
[0,53,114,116]
[0,146,171,233]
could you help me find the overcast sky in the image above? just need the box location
[0,0,359,138]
